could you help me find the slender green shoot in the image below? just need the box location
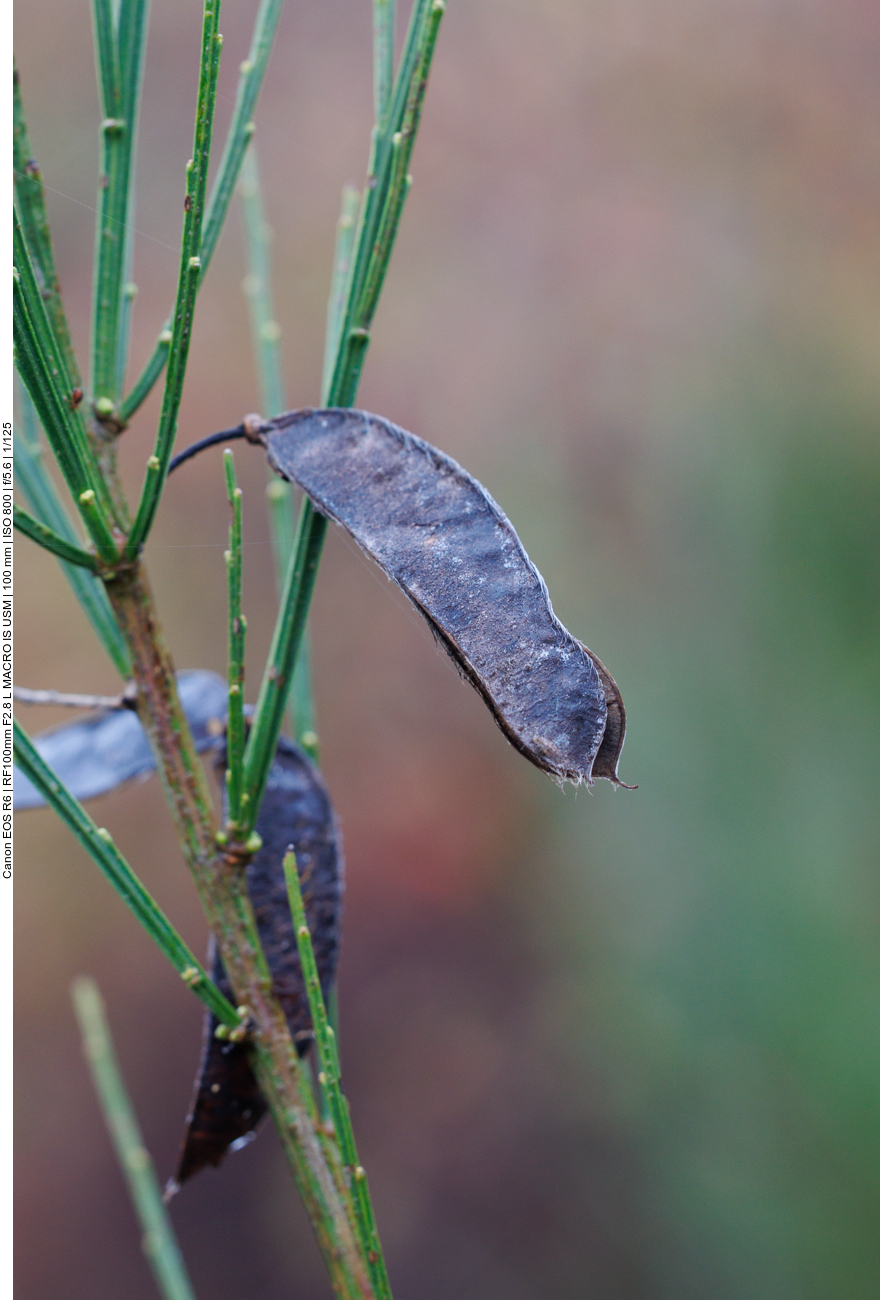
[223,450,246,832]
[284,852,392,1300]
[240,496,325,835]
[327,0,445,407]
[14,391,130,674]
[239,144,285,421]
[13,212,108,513]
[321,184,360,406]
[239,143,318,756]
[14,504,99,570]
[373,0,395,129]
[120,328,172,420]
[89,0,151,409]
[13,64,81,389]
[72,978,199,1300]
[125,0,222,555]
[119,0,286,424]
[14,720,240,1028]
[241,0,445,820]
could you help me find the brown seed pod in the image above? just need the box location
[258,408,631,786]
[170,737,344,1191]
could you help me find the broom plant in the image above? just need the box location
[13,1,445,1294]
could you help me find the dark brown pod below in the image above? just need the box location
[169,738,344,1192]
[260,408,630,786]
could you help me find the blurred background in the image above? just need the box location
[13,1,880,1296]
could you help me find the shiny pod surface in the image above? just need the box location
[261,408,628,785]
[172,737,344,1189]
[13,670,229,809]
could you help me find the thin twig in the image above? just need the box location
[125,0,223,555]
[72,978,199,1300]
[13,63,81,389]
[223,450,246,833]
[239,143,319,755]
[13,387,130,675]
[13,719,241,1028]
[13,685,129,710]
[284,851,393,1300]
[119,0,286,425]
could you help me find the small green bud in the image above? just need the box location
[244,831,263,854]
[147,455,160,470]
[96,827,113,843]
[94,397,115,418]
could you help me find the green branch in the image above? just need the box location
[89,0,151,409]
[13,391,130,674]
[284,851,393,1300]
[119,0,286,424]
[240,494,325,834]
[223,450,246,832]
[13,63,81,389]
[14,719,240,1028]
[125,0,222,554]
[373,0,395,130]
[14,503,98,570]
[239,143,318,755]
[72,978,199,1300]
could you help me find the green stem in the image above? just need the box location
[284,852,393,1300]
[14,719,239,1028]
[13,213,105,508]
[373,0,395,130]
[89,0,151,411]
[14,503,98,570]
[239,142,320,754]
[321,184,360,406]
[125,0,222,554]
[241,497,326,836]
[239,144,285,420]
[119,0,286,424]
[223,450,246,831]
[13,389,130,674]
[72,978,199,1300]
[13,63,81,389]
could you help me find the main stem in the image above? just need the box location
[104,562,375,1299]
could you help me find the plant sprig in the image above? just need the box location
[72,978,199,1300]
[284,851,392,1300]
[239,143,319,755]
[223,450,246,832]
[89,0,150,409]
[13,390,130,674]
[125,0,223,554]
[119,0,286,425]
[14,720,240,1029]
[13,64,81,390]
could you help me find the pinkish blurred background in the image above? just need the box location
[14,2,880,1297]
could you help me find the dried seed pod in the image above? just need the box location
[259,408,631,786]
[171,737,344,1190]
[13,670,229,810]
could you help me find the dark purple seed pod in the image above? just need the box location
[170,736,344,1190]
[259,408,631,786]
